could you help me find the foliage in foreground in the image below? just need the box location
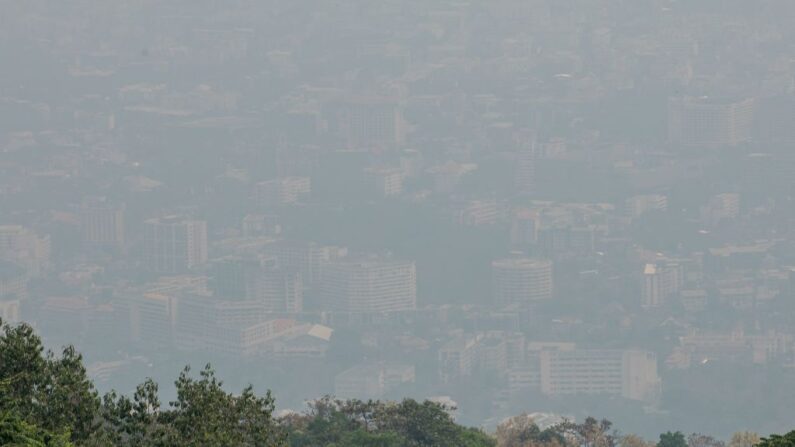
[282,396,494,447]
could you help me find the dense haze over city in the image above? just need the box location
[3,0,795,439]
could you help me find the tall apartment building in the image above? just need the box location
[492,257,553,306]
[143,217,208,274]
[539,349,661,403]
[668,97,755,148]
[320,258,416,313]
[0,225,50,277]
[642,262,684,308]
[81,197,125,251]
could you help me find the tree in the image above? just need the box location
[282,397,495,447]
[88,379,175,446]
[0,375,73,447]
[659,432,688,447]
[495,414,564,447]
[0,410,74,447]
[569,417,616,447]
[0,319,99,444]
[757,431,795,447]
[729,432,761,447]
[2,318,288,446]
[167,364,286,446]
[621,434,655,447]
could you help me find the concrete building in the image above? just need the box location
[263,323,334,359]
[438,335,480,384]
[211,257,303,313]
[492,257,553,306]
[642,262,683,308]
[333,98,405,151]
[129,292,178,348]
[625,194,667,218]
[365,167,404,197]
[456,199,499,227]
[0,225,51,277]
[668,97,755,147]
[668,330,793,368]
[510,209,540,247]
[700,193,740,226]
[143,217,208,274]
[320,258,416,313]
[266,241,347,287]
[539,349,661,403]
[334,363,415,399]
[81,197,125,251]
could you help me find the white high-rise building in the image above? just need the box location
[320,258,416,313]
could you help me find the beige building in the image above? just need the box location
[539,349,661,403]
[642,262,683,308]
[492,257,553,306]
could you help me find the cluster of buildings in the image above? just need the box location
[3,0,795,433]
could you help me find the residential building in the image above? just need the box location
[539,349,661,403]
[492,257,553,306]
[320,258,416,313]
